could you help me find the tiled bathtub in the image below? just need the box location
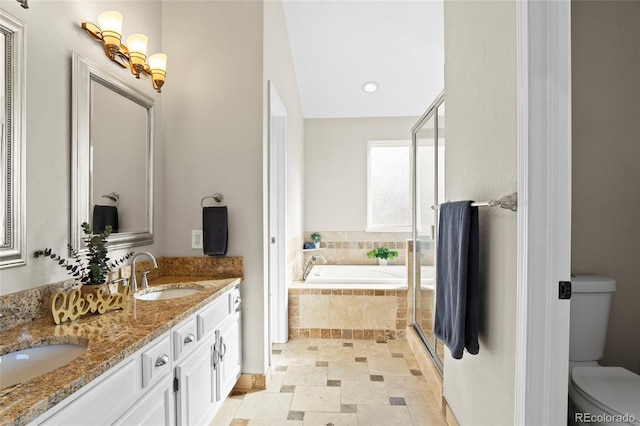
[288,264,412,340]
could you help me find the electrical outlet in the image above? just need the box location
[192,230,203,249]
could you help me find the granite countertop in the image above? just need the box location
[0,276,242,426]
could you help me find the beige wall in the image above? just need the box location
[162,0,305,375]
[0,1,164,295]
[442,1,517,425]
[161,1,266,374]
[304,117,418,231]
[571,0,640,374]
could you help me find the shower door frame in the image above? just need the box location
[411,91,445,373]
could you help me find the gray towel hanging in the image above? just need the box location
[434,200,480,359]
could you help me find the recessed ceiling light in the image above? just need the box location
[362,81,379,93]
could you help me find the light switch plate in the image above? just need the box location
[191,230,203,249]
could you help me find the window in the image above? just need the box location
[367,140,411,231]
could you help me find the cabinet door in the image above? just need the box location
[175,335,216,426]
[113,374,174,426]
[217,311,241,399]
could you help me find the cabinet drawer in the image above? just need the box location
[197,295,229,340]
[141,332,171,389]
[38,358,138,425]
[173,316,198,363]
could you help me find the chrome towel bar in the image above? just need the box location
[432,192,517,212]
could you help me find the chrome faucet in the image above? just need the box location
[303,255,327,280]
[129,251,158,292]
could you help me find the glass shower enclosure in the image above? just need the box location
[411,91,445,372]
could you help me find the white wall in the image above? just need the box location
[304,116,418,231]
[442,1,517,425]
[571,0,640,374]
[0,1,164,295]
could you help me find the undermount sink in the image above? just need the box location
[134,287,201,301]
[0,344,87,389]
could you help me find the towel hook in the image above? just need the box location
[201,193,224,208]
[102,192,120,208]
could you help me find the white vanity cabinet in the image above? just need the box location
[29,285,242,426]
[32,332,171,426]
[175,285,242,425]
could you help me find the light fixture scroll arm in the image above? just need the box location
[111,48,130,69]
[80,22,129,69]
[81,22,104,42]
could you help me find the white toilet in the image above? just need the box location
[568,275,640,426]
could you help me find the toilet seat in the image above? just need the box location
[571,367,640,424]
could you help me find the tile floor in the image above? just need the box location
[211,338,447,426]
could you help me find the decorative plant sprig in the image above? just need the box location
[34,222,133,285]
[310,232,321,243]
[366,247,399,260]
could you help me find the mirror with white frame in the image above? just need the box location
[0,12,26,269]
[72,53,154,251]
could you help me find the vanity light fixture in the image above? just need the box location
[362,81,379,93]
[81,11,167,93]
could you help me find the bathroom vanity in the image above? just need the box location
[0,275,242,426]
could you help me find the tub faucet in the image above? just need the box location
[129,251,158,292]
[303,255,327,280]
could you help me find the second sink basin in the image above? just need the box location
[0,343,87,389]
[134,287,201,301]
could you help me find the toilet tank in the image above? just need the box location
[569,275,616,362]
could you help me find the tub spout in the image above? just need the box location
[303,255,327,280]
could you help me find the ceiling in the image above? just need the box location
[282,0,444,119]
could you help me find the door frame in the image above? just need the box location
[515,0,572,424]
[267,81,289,344]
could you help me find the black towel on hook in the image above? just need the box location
[203,206,228,256]
[93,205,119,234]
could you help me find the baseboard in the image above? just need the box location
[443,396,460,426]
[233,373,267,392]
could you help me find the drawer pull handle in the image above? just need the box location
[184,334,195,344]
[155,354,169,367]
